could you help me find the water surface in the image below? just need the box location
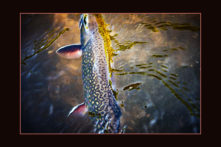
[21,13,200,133]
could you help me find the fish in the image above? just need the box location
[56,14,122,133]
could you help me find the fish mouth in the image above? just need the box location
[79,14,89,30]
[79,14,90,46]
[79,14,99,46]
[80,14,100,32]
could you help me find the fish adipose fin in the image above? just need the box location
[56,44,82,59]
[67,102,88,117]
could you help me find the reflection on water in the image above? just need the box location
[21,13,200,133]
[22,27,69,65]
[141,20,200,32]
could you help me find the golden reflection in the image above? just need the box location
[124,14,143,24]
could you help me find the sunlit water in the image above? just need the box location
[21,13,200,133]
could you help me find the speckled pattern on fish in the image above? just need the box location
[81,27,121,133]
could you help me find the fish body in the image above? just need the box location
[57,14,121,133]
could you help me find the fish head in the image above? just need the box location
[79,14,90,47]
[79,14,99,47]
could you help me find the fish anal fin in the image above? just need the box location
[56,44,82,59]
[68,102,88,117]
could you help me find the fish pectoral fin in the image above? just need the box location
[56,44,82,59]
[67,102,88,117]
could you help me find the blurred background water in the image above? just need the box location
[21,13,200,133]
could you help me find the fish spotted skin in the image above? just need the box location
[81,26,121,133]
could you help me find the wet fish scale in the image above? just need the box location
[82,27,121,133]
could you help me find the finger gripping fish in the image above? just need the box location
[56,14,122,133]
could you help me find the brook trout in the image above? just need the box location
[56,14,122,133]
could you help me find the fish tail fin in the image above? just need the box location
[67,102,88,117]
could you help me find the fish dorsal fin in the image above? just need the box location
[56,44,82,59]
[67,102,88,117]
